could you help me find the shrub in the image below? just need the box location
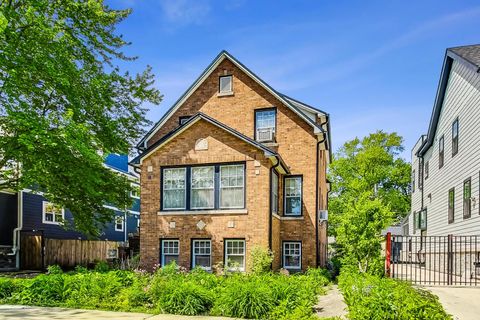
[338,271,452,320]
[47,265,63,275]
[156,282,214,315]
[0,277,19,301]
[250,246,274,275]
[94,260,110,273]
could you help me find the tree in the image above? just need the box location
[329,131,411,274]
[0,1,162,236]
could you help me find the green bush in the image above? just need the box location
[0,277,20,301]
[94,260,111,273]
[250,246,274,275]
[338,271,452,320]
[47,265,63,275]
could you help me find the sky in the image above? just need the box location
[108,0,480,160]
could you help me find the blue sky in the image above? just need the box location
[109,0,480,160]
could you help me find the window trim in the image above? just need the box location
[463,177,471,219]
[254,107,277,142]
[219,75,233,94]
[130,183,140,199]
[452,118,459,157]
[224,238,246,272]
[161,167,187,211]
[114,215,124,232]
[439,135,444,169]
[190,165,215,210]
[448,187,455,224]
[42,201,65,225]
[282,241,302,270]
[160,239,180,267]
[284,175,303,216]
[191,239,212,271]
[219,164,246,209]
[160,162,246,212]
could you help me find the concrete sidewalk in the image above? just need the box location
[425,287,480,320]
[315,285,347,319]
[0,305,235,320]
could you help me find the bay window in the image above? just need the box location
[284,176,302,216]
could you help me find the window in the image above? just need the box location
[418,209,427,230]
[412,170,415,193]
[179,116,191,125]
[115,216,124,232]
[161,239,179,266]
[191,166,215,209]
[425,161,429,180]
[283,242,302,270]
[130,185,140,199]
[225,239,245,271]
[452,118,459,156]
[255,109,276,142]
[220,165,244,209]
[418,161,423,190]
[219,75,233,94]
[192,240,211,270]
[448,188,455,224]
[439,135,444,168]
[284,176,302,215]
[463,178,471,219]
[42,201,64,224]
[163,168,186,210]
[271,172,279,214]
[161,163,245,211]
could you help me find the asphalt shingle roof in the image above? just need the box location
[449,44,480,68]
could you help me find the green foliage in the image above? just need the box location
[250,246,274,275]
[47,265,63,275]
[0,0,161,236]
[94,260,111,273]
[329,131,411,274]
[338,271,452,320]
[0,266,331,319]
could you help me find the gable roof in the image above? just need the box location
[130,112,290,174]
[417,44,480,156]
[136,50,326,150]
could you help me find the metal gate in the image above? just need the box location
[386,234,480,286]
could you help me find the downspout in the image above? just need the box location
[315,116,328,267]
[8,190,23,270]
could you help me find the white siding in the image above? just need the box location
[412,60,480,236]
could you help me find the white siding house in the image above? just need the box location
[409,44,480,236]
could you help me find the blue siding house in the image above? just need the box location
[0,154,140,270]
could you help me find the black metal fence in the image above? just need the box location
[387,234,480,286]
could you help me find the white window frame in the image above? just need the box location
[130,183,140,199]
[163,167,187,210]
[225,239,246,272]
[219,164,245,209]
[161,239,180,266]
[192,239,212,271]
[272,172,279,214]
[114,216,124,232]
[219,75,233,93]
[284,176,302,216]
[42,201,64,225]
[283,241,302,270]
[190,166,215,210]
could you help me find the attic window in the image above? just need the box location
[219,75,233,94]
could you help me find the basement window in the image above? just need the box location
[161,239,179,266]
[283,241,302,270]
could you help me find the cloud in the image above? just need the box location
[159,0,211,26]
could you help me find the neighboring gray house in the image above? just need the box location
[408,44,480,236]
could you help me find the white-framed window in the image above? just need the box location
[219,75,233,93]
[191,166,215,209]
[220,164,245,209]
[42,201,64,225]
[283,241,302,270]
[225,239,245,271]
[272,172,279,214]
[192,239,212,270]
[161,239,179,266]
[255,109,276,142]
[452,118,459,156]
[115,216,124,232]
[163,168,187,210]
[130,184,140,199]
[284,176,302,216]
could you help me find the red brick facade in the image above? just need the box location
[135,52,329,272]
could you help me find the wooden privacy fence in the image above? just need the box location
[21,233,119,270]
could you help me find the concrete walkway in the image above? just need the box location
[0,305,235,320]
[426,287,480,320]
[315,285,347,319]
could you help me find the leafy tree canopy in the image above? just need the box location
[0,1,162,236]
[329,131,411,274]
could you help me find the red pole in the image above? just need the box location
[385,232,392,277]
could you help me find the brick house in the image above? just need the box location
[131,51,331,272]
